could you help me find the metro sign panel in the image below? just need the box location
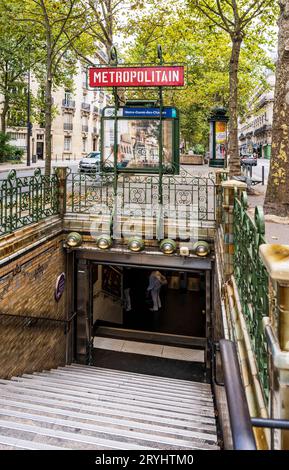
[89,66,184,88]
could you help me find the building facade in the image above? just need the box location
[238,73,275,159]
[4,46,110,161]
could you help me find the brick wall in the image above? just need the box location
[0,235,67,378]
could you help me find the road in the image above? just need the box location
[242,158,270,185]
[0,161,79,180]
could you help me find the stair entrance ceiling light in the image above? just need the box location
[66,232,82,248]
[96,234,113,250]
[192,241,210,257]
[127,236,144,252]
[160,239,177,255]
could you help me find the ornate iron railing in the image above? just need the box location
[67,172,115,213]
[233,190,269,400]
[0,169,59,237]
[67,169,216,223]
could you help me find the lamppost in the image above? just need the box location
[26,45,31,166]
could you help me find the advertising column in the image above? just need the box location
[208,107,228,168]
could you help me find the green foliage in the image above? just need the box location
[0,132,24,163]
[123,0,277,149]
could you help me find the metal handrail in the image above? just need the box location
[219,339,257,450]
[0,311,77,334]
[251,418,289,430]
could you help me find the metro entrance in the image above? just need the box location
[92,265,206,338]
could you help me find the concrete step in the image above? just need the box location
[95,326,206,348]
[0,420,153,450]
[0,409,218,449]
[68,364,211,389]
[0,388,216,424]
[0,397,217,435]
[56,366,212,395]
[21,372,214,404]
[0,434,68,450]
[7,377,215,413]
[0,364,218,450]
[0,379,215,418]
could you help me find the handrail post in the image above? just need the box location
[220,180,247,278]
[259,244,289,449]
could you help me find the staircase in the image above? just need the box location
[0,364,219,450]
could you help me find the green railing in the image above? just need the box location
[233,190,269,400]
[0,169,59,237]
[66,169,216,225]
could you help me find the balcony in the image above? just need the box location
[63,123,73,131]
[254,124,272,136]
[62,99,75,109]
[97,48,108,62]
[82,125,89,133]
[81,103,91,112]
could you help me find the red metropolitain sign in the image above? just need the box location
[89,66,184,88]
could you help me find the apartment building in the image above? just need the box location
[5,46,111,161]
[239,73,275,159]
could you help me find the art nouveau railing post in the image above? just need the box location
[215,169,229,225]
[259,244,289,449]
[55,167,68,217]
[220,179,247,278]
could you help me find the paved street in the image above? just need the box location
[0,160,79,179]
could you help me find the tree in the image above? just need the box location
[0,35,28,133]
[189,0,277,175]
[123,1,275,153]
[2,0,91,175]
[0,4,42,134]
[264,0,289,217]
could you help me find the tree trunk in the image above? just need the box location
[228,35,242,177]
[0,97,9,134]
[44,58,52,177]
[264,0,289,216]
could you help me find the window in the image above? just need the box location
[7,132,27,140]
[82,137,87,152]
[64,113,73,124]
[64,136,71,151]
[37,134,44,140]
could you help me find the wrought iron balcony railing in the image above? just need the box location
[62,99,75,109]
[81,103,90,112]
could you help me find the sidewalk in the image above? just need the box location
[0,158,80,173]
[247,185,289,245]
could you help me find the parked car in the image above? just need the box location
[78,151,101,173]
[240,154,257,167]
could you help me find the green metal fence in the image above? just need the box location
[66,169,217,225]
[0,169,59,237]
[233,190,269,400]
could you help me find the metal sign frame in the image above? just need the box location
[87,45,185,204]
[100,105,180,175]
